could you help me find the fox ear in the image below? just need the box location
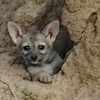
[8,21,23,45]
[42,20,59,44]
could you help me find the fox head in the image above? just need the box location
[7,20,59,65]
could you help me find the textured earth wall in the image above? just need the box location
[0,0,100,100]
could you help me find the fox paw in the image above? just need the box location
[34,71,52,83]
[39,75,52,83]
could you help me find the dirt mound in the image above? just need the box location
[0,0,100,100]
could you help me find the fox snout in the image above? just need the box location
[25,52,44,65]
[30,54,37,61]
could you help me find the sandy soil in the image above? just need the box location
[0,0,100,100]
[0,51,100,100]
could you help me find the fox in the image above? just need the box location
[7,20,73,83]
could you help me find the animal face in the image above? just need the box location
[18,30,51,65]
[8,20,59,65]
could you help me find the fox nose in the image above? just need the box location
[31,55,37,61]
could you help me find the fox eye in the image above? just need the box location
[38,45,45,50]
[23,46,30,51]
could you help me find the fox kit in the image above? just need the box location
[7,20,72,83]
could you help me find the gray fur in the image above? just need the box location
[8,20,64,83]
